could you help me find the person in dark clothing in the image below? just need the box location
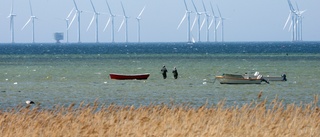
[172,67,178,79]
[282,74,287,81]
[161,65,168,79]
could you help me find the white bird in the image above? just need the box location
[26,100,35,104]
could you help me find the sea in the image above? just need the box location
[0,41,319,110]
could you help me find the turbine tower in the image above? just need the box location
[118,1,129,43]
[21,0,37,43]
[201,0,210,42]
[8,0,16,43]
[70,0,81,43]
[136,5,146,43]
[65,8,74,43]
[191,0,202,42]
[105,0,116,43]
[209,2,219,42]
[177,0,192,43]
[87,0,100,43]
[216,5,226,42]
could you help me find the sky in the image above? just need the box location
[0,0,319,43]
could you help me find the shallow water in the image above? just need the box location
[0,42,320,109]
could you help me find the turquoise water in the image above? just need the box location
[0,42,320,109]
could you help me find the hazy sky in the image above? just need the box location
[0,0,319,43]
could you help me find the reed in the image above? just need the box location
[0,97,319,137]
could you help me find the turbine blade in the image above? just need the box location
[208,18,214,29]
[73,0,79,11]
[177,13,187,29]
[118,18,125,32]
[28,0,33,16]
[200,18,206,30]
[295,1,300,11]
[89,0,97,13]
[210,2,215,16]
[138,5,146,18]
[202,0,207,13]
[191,16,197,31]
[216,20,221,30]
[10,19,12,30]
[21,18,31,30]
[67,8,74,19]
[191,0,198,13]
[68,12,77,29]
[87,15,95,31]
[183,0,189,11]
[10,0,14,14]
[283,12,291,30]
[106,0,113,15]
[288,21,293,31]
[103,17,111,32]
[217,5,222,17]
[120,2,127,17]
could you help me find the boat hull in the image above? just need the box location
[215,76,262,84]
[263,76,284,81]
[109,73,150,80]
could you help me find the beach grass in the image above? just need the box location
[0,96,319,137]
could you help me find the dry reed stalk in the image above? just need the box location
[0,98,319,137]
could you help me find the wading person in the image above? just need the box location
[161,65,168,79]
[172,67,178,79]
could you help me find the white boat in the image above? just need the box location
[215,72,269,84]
[263,74,287,81]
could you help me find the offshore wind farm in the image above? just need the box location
[0,0,319,43]
[1,1,320,135]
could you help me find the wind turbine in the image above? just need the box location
[21,0,37,43]
[191,0,202,42]
[177,0,192,43]
[136,5,146,43]
[8,0,16,43]
[294,1,306,41]
[69,0,81,43]
[87,0,100,43]
[201,0,210,42]
[118,1,129,43]
[283,0,296,41]
[104,0,116,43]
[65,8,74,43]
[216,5,226,42]
[284,0,305,41]
[209,2,219,42]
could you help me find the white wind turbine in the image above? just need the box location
[69,0,81,43]
[283,0,296,41]
[216,5,226,42]
[104,0,116,43]
[295,2,306,41]
[136,5,146,43]
[284,0,306,41]
[8,0,16,43]
[21,0,37,43]
[118,1,130,43]
[65,8,74,43]
[209,2,219,42]
[191,0,202,42]
[177,0,192,43]
[201,0,210,42]
[87,0,100,43]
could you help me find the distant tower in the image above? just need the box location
[54,32,64,43]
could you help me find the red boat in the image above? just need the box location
[109,73,150,80]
